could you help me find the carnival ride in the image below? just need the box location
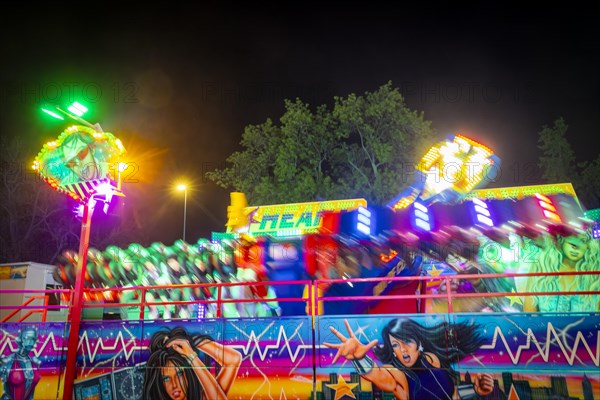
[50,133,594,318]
[4,126,599,400]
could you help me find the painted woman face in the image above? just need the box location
[161,361,187,400]
[67,145,100,181]
[562,236,588,263]
[389,335,419,368]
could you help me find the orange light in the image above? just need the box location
[379,249,398,263]
[538,201,557,212]
[534,193,552,203]
[543,210,562,222]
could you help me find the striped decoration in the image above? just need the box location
[62,178,116,203]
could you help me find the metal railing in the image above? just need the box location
[0,288,71,322]
[1,271,598,321]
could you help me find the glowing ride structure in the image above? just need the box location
[49,133,595,318]
[15,130,599,400]
[34,105,127,400]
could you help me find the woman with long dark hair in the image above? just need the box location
[144,327,241,400]
[324,319,493,400]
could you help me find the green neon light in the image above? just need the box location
[41,108,64,120]
[584,208,600,222]
[67,101,88,117]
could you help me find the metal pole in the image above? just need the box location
[63,200,92,400]
[183,188,187,242]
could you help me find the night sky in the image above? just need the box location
[2,4,599,250]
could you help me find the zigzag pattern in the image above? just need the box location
[480,321,600,366]
[230,323,315,363]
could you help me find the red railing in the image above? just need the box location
[0,288,71,322]
[1,271,599,321]
[313,270,600,314]
[81,279,314,319]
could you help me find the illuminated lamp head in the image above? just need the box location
[417,134,500,204]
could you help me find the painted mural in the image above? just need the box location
[0,314,598,399]
[0,323,66,400]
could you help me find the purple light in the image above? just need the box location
[592,223,600,239]
[472,199,495,227]
[94,182,114,197]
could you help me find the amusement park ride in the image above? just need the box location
[2,103,597,400]
[47,131,594,317]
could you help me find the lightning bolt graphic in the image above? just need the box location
[78,329,145,364]
[230,323,315,363]
[481,321,600,366]
[81,326,142,376]
[0,331,66,358]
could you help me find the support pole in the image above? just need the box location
[63,201,92,400]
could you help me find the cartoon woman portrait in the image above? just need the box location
[324,319,493,400]
[523,231,600,312]
[61,131,101,183]
[144,326,242,400]
[0,326,41,400]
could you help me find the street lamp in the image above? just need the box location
[177,184,188,242]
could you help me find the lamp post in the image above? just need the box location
[177,184,188,241]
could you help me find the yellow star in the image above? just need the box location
[427,265,444,277]
[507,289,523,306]
[325,375,358,400]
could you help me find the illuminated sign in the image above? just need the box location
[389,134,500,210]
[228,198,367,236]
[416,134,498,198]
[464,183,578,201]
[34,125,126,202]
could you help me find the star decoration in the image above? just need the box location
[427,265,444,277]
[325,375,358,400]
[506,289,523,306]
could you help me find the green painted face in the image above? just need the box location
[562,236,588,263]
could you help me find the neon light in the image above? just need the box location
[415,219,431,231]
[592,224,600,239]
[379,249,398,263]
[535,193,552,203]
[358,206,371,218]
[94,182,113,197]
[543,210,562,222]
[41,108,64,120]
[472,198,487,208]
[67,102,88,117]
[357,213,370,225]
[357,222,371,235]
[414,202,428,212]
[474,205,491,216]
[538,201,557,212]
[465,183,578,201]
[476,214,494,226]
[227,198,367,235]
[414,209,429,221]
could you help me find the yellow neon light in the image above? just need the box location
[464,183,578,201]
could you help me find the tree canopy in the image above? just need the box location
[538,117,600,210]
[206,82,436,205]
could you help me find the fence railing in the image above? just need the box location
[1,271,598,322]
[0,288,71,322]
